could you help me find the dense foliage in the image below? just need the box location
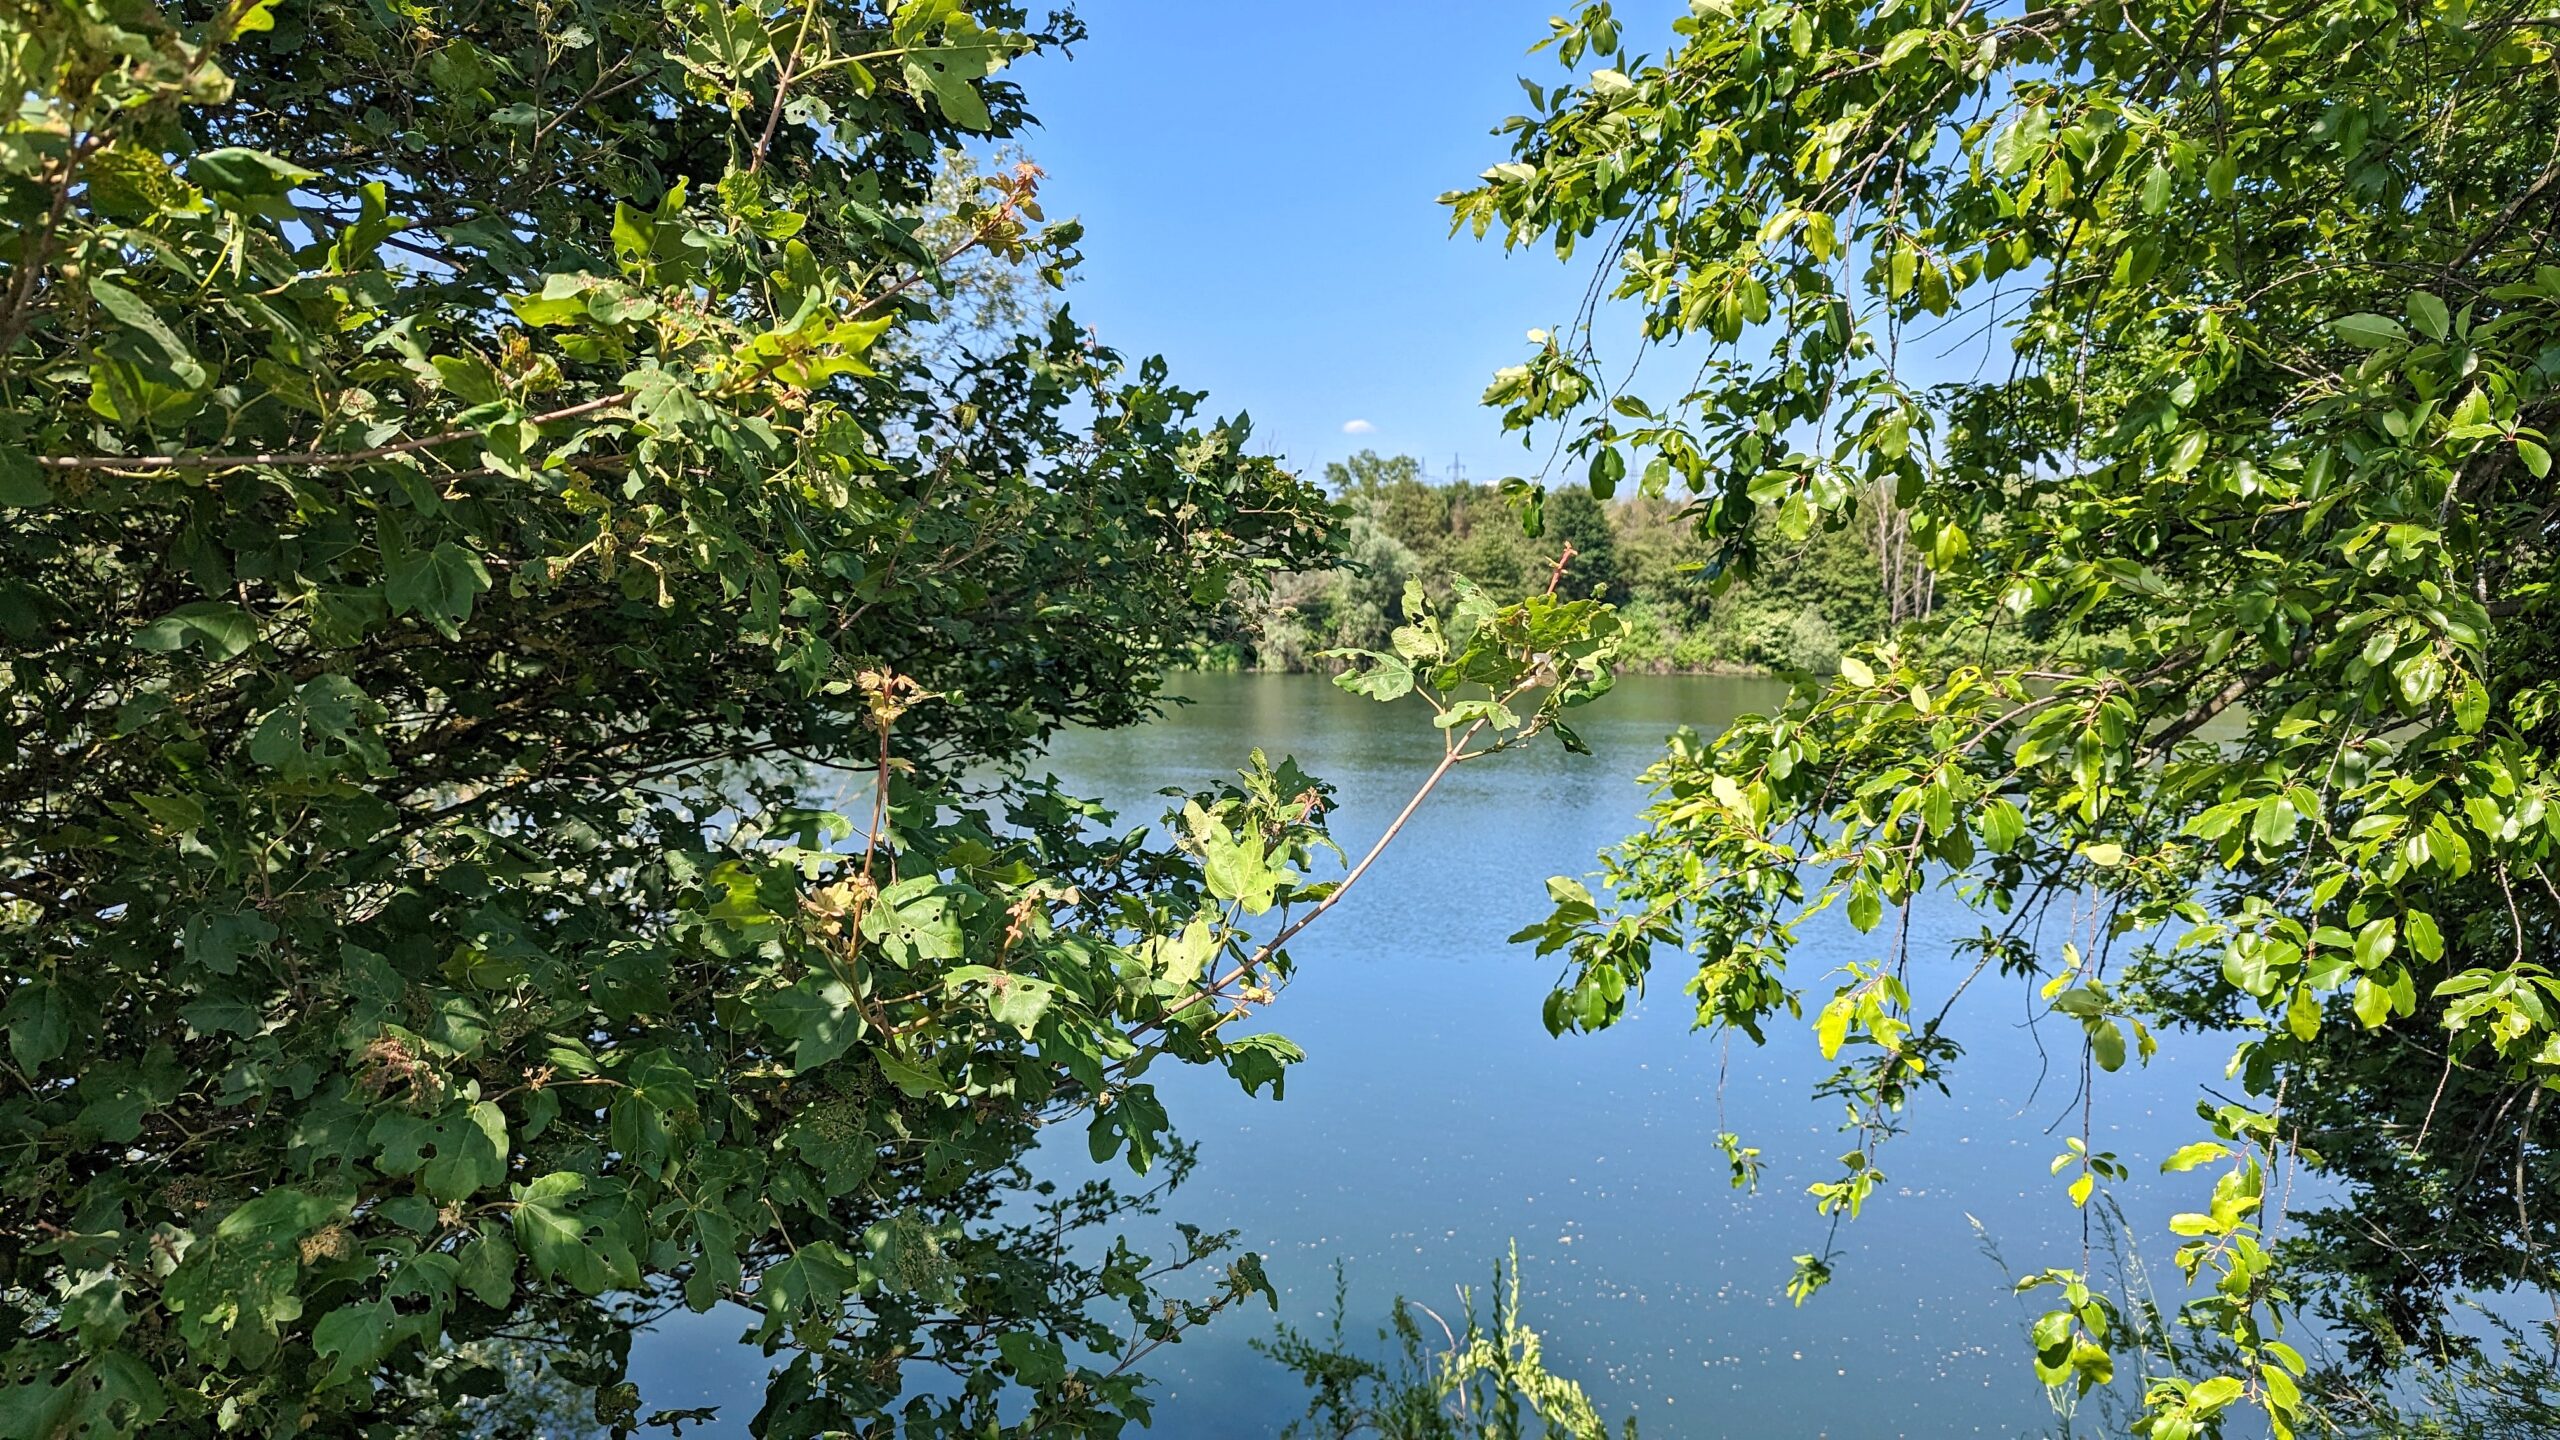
[1221,450,1897,676]
[0,2,1629,1435]
[1468,0,2560,1434]
[0,1,1343,1433]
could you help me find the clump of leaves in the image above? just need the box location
[0,1,1629,1436]
[1463,0,2560,1434]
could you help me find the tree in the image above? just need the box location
[1327,449,1428,500]
[1234,514,1423,670]
[1322,452,1550,621]
[0,2,1622,1435]
[1252,454,1897,674]
[1470,0,2560,1435]
[1542,485,1622,604]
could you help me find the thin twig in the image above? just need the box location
[750,0,825,176]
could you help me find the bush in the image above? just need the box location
[1781,605,1843,676]
[0,5,1352,1435]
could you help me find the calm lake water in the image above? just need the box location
[633,673,2245,1437]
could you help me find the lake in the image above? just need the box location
[632,672,2241,1437]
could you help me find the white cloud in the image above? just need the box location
[1340,419,1377,435]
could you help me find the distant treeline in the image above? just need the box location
[1203,451,1922,675]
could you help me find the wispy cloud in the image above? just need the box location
[1340,418,1376,435]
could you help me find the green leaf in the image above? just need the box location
[313,1299,404,1385]
[164,1187,348,1367]
[1815,996,1852,1059]
[757,976,865,1071]
[1201,827,1284,914]
[2089,1021,2126,1072]
[867,878,967,960]
[2252,796,2300,850]
[901,21,1006,131]
[133,601,258,660]
[1222,1032,1304,1099]
[1153,917,1218,987]
[247,675,390,778]
[2163,430,2207,477]
[2190,1376,2246,1414]
[179,995,260,1037]
[874,1052,946,1098]
[2332,313,2407,349]
[186,146,318,195]
[512,1173,640,1295]
[2139,162,2173,214]
[2051,986,2105,1018]
[1979,798,2026,854]
[2353,976,2392,1029]
[2396,651,2446,708]
[1087,1085,1170,1173]
[2407,910,2445,963]
[0,1355,168,1436]
[0,445,50,507]
[374,1102,510,1203]
[1332,654,1414,702]
[431,354,505,405]
[997,1330,1069,1387]
[135,791,206,832]
[5,980,70,1071]
[509,273,626,327]
[2031,1309,2072,1352]
[1588,445,1625,498]
[90,278,207,389]
[2353,918,2398,971]
[2160,1141,2233,1172]
[55,1268,132,1349]
[458,1226,518,1308]
[2405,291,2449,341]
[1389,620,1443,661]
[984,973,1056,1039]
[693,0,775,75]
[2454,674,2491,733]
[386,541,493,636]
[2206,152,2237,198]
[2288,984,2322,1041]
[2222,942,2275,998]
[751,1242,861,1341]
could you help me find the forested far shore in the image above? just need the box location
[1198,449,1962,676]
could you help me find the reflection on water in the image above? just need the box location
[635,673,2233,1437]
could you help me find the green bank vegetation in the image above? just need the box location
[1207,450,1944,678]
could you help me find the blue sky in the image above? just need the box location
[1014,1,1683,484]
